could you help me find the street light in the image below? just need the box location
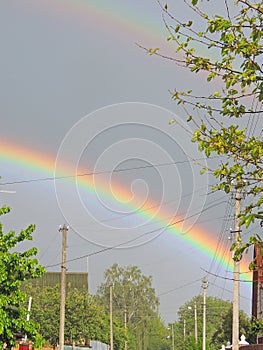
[0,190,16,193]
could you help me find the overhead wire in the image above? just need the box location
[207,194,235,300]
[0,157,214,186]
[45,199,227,268]
[70,195,226,237]
[71,183,216,228]
[208,280,251,301]
[158,278,202,297]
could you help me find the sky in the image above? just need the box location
[0,0,257,324]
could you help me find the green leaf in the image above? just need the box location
[175,24,180,33]
[224,184,231,193]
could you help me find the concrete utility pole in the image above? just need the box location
[202,277,207,350]
[232,187,241,350]
[110,284,114,350]
[24,296,33,342]
[171,323,175,350]
[194,301,198,344]
[59,225,69,350]
[124,308,127,350]
[188,302,198,344]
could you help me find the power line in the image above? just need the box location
[201,268,252,283]
[209,281,251,302]
[206,193,235,300]
[71,183,213,229]
[158,279,202,297]
[70,195,226,238]
[0,157,217,186]
[45,199,226,268]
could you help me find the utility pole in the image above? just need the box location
[183,319,186,350]
[171,323,175,350]
[24,296,32,342]
[124,308,127,350]
[194,300,198,344]
[188,302,198,343]
[59,225,69,350]
[232,187,241,350]
[202,277,207,350]
[110,284,114,350]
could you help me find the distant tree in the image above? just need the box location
[25,285,60,344]
[250,317,263,340]
[212,307,255,347]
[173,296,251,350]
[96,264,165,350]
[0,206,45,349]
[25,284,126,348]
[147,317,170,350]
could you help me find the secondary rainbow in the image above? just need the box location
[22,0,166,45]
[0,138,252,283]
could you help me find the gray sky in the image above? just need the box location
[0,0,255,323]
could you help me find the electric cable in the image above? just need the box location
[45,199,227,268]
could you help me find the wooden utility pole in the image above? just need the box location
[202,277,207,350]
[110,284,114,350]
[232,187,241,350]
[59,225,69,350]
[252,242,263,320]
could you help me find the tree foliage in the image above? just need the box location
[212,307,256,348]
[95,264,165,350]
[23,265,169,350]
[150,0,263,260]
[172,296,252,350]
[25,284,126,348]
[0,206,45,349]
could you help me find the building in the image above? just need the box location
[252,243,263,344]
[23,272,88,291]
[252,243,263,320]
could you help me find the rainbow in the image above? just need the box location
[0,2,253,286]
[21,0,167,46]
[0,138,253,284]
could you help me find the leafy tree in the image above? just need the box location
[96,264,164,350]
[0,206,45,349]
[250,317,263,339]
[212,307,255,347]
[147,317,170,350]
[25,284,125,347]
[24,285,60,344]
[149,0,263,259]
[173,296,251,350]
